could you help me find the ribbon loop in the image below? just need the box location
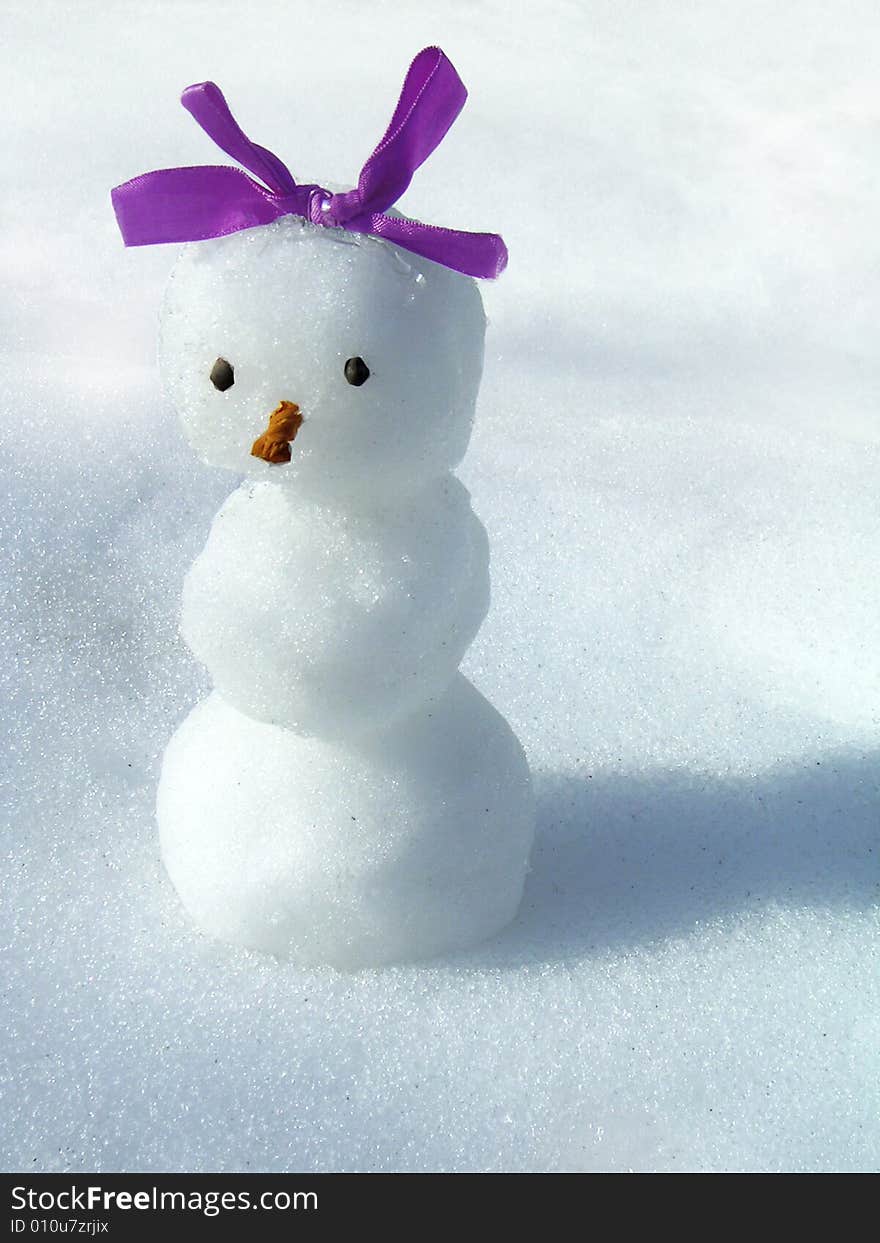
[110,47,507,279]
[332,46,467,222]
[181,81,297,196]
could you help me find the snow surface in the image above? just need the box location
[1,0,879,1170]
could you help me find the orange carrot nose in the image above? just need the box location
[250,401,303,464]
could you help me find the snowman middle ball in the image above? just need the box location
[181,474,489,737]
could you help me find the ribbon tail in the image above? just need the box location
[111,166,286,246]
[346,212,508,280]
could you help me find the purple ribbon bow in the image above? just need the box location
[110,46,507,280]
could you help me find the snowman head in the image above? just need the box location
[159,216,486,503]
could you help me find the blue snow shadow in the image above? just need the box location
[466,748,880,966]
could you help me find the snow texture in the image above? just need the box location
[1,0,879,1171]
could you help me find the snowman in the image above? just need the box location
[113,49,535,967]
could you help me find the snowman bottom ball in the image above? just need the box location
[157,676,534,967]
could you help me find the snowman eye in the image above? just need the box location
[344,356,370,386]
[210,357,235,391]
